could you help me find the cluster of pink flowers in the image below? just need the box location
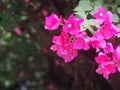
[91,7,120,79]
[45,13,89,62]
[44,7,120,79]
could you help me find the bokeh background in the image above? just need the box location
[0,0,120,90]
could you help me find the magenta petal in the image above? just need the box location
[95,19,104,24]
[116,45,120,54]
[93,7,113,24]
[95,53,110,64]
[83,38,90,50]
[52,36,61,45]
[96,22,118,40]
[77,18,84,24]
[52,32,69,46]
[103,43,114,53]
[96,62,116,80]
[73,38,84,49]
[45,13,60,30]
[96,65,104,75]
[103,11,112,23]
[103,72,109,80]
[113,45,120,60]
[56,48,62,57]
[63,50,77,63]
[117,62,120,72]
[50,44,58,51]
[105,62,116,73]
[99,40,106,48]
[62,14,84,35]
[93,7,105,19]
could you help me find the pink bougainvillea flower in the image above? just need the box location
[95,52,111,64]
[95,22,119,40]
[113,45,120,60]
[50,44,58,51]
[62,14,84,35]
[103,11,112,23]
[116,61,120,72]
[50,32,69,52]
[96,62,116,80]
[50,32,78,62]
[73,35,90,50]
[56,44,78,62]
[52,32,68,46]
[103,43,114,53]
[93,7,112,24]
[45,13,61,30]
[112,45,120,72]
[94,7,106,19]
[89,36,106,52]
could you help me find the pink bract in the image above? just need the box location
[89,36,106,52]
[95,52,111,64]
[117,61,120,72]
[50,44,58,51]
[103,43,114,53]
[52,32,68,46]
[45,13,61,30]
[73,36,90,50]
[50,32,78,62]
[57,44,78,63]
[95,22,119,40]
[112,45,120,71]
[62,14,84,35]
[96,62,116,80]
[93,7,112,24]
[93,7,105,19]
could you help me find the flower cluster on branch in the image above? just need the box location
[44,7,120,80]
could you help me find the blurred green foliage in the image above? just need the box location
[0,0,48,89]
[74,0,120,34]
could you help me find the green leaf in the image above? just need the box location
[78,0,92,10]
[3,32,11,40]
[74,0,103,18]
[81,19,99,34]
[112,14,119,22]
[117,8,120,14]
[74,0,92,18]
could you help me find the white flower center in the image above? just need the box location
[68,24,72,28]
[100,13,103,17]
